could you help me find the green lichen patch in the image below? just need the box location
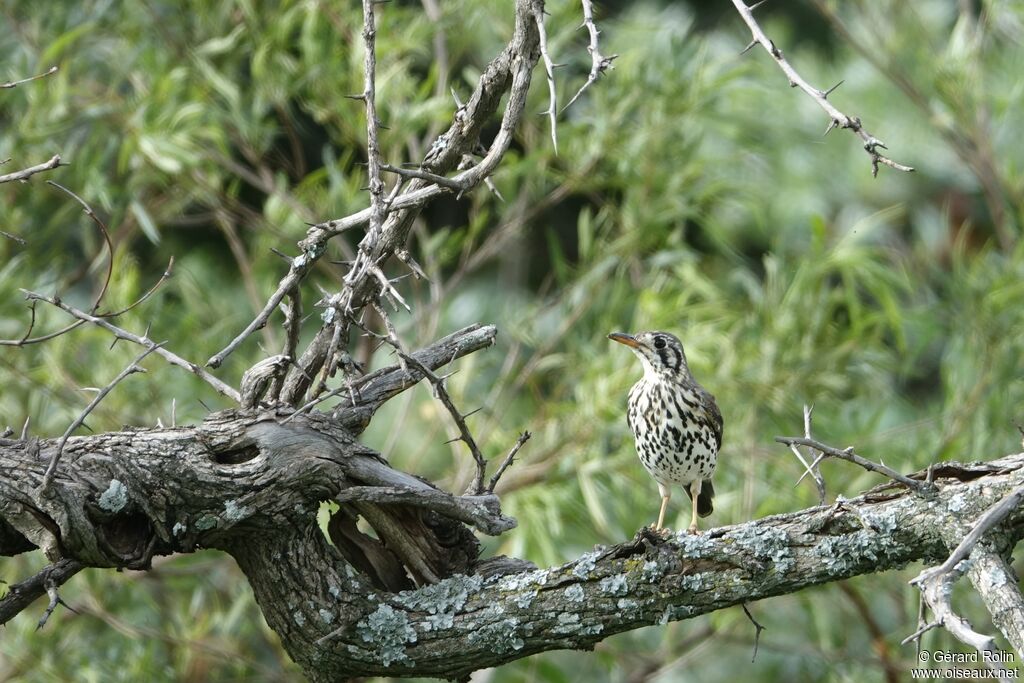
[571,552,599,579]
[396,573,483,615]
[98,479,128,512]
[467,617,524,654]
[553,612,580,634]
[674,532,716,558]
[194,514,219,531]
[355,604,416,667]
[727,524,795,574]
[496,568,550,592]
[599,574,628,596]
[223,499,253,522]
[564,584,585,603]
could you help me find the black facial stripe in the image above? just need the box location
[657,346,678,370]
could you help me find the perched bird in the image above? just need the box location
[609,331,723,534]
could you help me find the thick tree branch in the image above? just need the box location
[4,410,1023,679]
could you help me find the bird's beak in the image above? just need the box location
[608,332,641,349]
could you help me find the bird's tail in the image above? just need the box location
[696,479,714,517]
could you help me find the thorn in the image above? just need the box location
[198,398,212,412]
[740,40,758,55]
[345,93,367,101]
[462,406,484,419]
[822,79,844,98]
[749,0,770,10]
[443,436,462,445]
[824,119,839,136]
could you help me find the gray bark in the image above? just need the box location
[4,386,1024,680]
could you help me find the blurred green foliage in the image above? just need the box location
[2,0,1024,680]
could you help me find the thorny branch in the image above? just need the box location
[207,0,618,404]
[22,291,240,402]
[563,0,618,113]
[534,6,559,152]
[779,412,1023,662]
[0,558,83,627]
[729,0,914,177]
[486,431,532,493]
[40,344,162,490]
[775,434,932,493]
[2,258,174,350]
[787,405,827,503]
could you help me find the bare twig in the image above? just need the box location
[206,249,321,368]
[40,345,161,490]
[789,405,826,503]
[486,431,532,493]
[562,0,618,113]
[23,291,240,402]
[729,0,914,177]
[775,435,931,493]
[534,6,559,152]
[367,305,488,492]
[741,603,766,663]
[0,558,83,627]
[1,257,174,348]
[1,229,27,244]
[1,65,58,89]
[37,575,79,629]
[362,0,386,241]
[380,163,466,191]
[372,266,411,312]
[0,155,63,184]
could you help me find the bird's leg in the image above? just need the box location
[655,482,671,531]
[687,480,702,534]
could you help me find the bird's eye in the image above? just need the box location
[654,337,666,349]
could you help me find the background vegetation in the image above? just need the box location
[2,0,1023,680]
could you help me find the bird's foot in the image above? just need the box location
[645,524,673,539]
[685,524,701,535]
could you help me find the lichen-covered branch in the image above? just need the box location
[4,404,1023,680]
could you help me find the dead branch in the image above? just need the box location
[1,65,58,89]
[563,0,618,113]
[729,0,914,177]
[775,434,931,493]
[21,291,240,402]
[40,344,161,490]
[0,154,63,184]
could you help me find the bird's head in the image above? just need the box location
[608,330,690,379]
